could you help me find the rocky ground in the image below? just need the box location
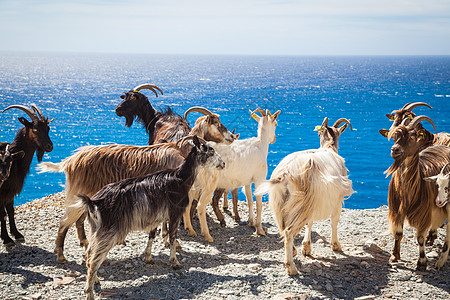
[1,192,449,300]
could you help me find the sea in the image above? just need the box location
[0,53,449,209]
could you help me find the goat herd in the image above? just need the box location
[1,83,449,299]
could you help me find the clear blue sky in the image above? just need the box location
[1,0,450,55]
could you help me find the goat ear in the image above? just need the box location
[424,175,438,182]
[120,94,125,99]
[251,113,260,122]
[386,114,395,121]
[379,129,389,138]
[11,150,25,160]
[18,117,31,127]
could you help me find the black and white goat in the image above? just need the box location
[256,117,354,275]
[1,104,53,246]
[78,136,225,300]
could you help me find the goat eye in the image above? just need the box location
[32,129,38,133]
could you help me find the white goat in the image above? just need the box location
[183,109,280,242]
[425,163,450,270]
[256,117,354,276]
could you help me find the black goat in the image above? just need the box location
[78,136,225,300]
[0,104,53,246]
[0,142,24,187]
[115,83,190,144]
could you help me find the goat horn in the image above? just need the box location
[5,144,9,155]
[176,135,207,148]
[183,106,214,121]
[321,117,329,128]
[31,104,45,120]
[333,118,352,131]
[132,83,163,97]
[250,108,267,117]
[2,105,39,122]
[408,115,437,133]
[442,163,450,176]
[403,102,433,111]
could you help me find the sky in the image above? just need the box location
[1,0,450,56]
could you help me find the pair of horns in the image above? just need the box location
[2,104,49,122]
[176,135,208,148]
[250,108,281,119]
[183,107,214,121]
[400,102,433,112]
[401,115,437,133]
[319,117,352,130]
[132,83,163,98]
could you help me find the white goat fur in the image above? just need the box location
[183,109,280,242]
[425,164,450,270]
[256,118,354,276]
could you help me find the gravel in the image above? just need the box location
[1,192,450,299]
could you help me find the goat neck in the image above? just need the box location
[257,116,277,146]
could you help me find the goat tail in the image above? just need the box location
[36,161,63,173]
[73,194,101,229]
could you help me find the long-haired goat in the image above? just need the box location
[79,136,225,300]
[184,109,280,242]
[1,104,53,246]
[425,163,450,269]
[380,102,450,244]
[255,117,354,276]
[37,142,186,263]
[385,115,450,270]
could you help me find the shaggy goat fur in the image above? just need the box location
[386,117,450,271]
[255,117,354,276]
[78,138,225,300]
[37,143,185,263]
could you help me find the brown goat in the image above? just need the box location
[385,115,450,270]
[37,143,185,263]
[380,102,450,244]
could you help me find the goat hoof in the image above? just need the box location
[234,217,241,223]
[389,255,399,263]
[204,235,214,243]
[436,258,446,270]
[220,220,227,227]
[256,227,266,236]
[416,260,427,271]
[188,230,197,237]
[14,236,25,243]
[293,246,298,257]
[57,257,68,264]
[332,242,342,252]
[284,263,299,276]
[302,241,311,256]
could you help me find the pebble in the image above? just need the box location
[2,192,450,300]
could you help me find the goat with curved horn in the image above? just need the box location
[132,83,163,97]
[408,115,437,133]
[403,102,433,111]
[2,105,39,122]
[183,107,214,121]
[333,118,352,131]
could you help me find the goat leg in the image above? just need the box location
[168,217,182,269]
[436,206,450,270]
[222,191,229,211]
[55,224,71,263]
[330,205,342,252]
[144,228,157,264]
[426,229,438,246]
[302,222,313,256]
[283,229,299,276]
[190,199,198,223]
[212,189,226,227]
[75,213,88,249]
[1,207,14,246]
[231,188,240,223]
[416,233,428,271]
[5,202,24,242]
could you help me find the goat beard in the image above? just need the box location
[385,158,403,178]
[36,148,45,162]
[124,115,135,127]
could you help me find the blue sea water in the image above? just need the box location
[0,53,449,209]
